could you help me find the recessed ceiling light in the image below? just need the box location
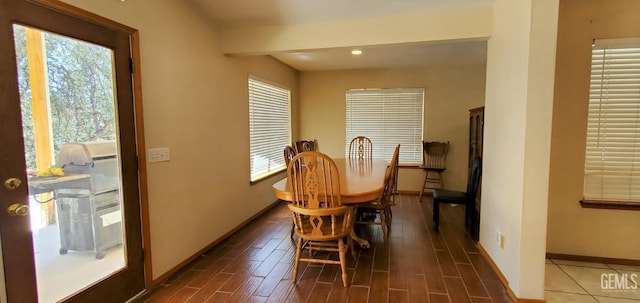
[351,49,363,55]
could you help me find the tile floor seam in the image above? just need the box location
[596,293,640,299]
[545,289,596,295]
[466,265,493,299]
[442,274,462,278]
[556,263,594,296]
[214,290,233,294]
[428,291,449,295]
[552,259,615,270]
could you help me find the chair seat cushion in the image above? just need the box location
[432,189,467,203]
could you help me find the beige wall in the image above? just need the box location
[298,66,486,193]
[481,0,558,299]
[60,0,298,279]
[547,0,640,260]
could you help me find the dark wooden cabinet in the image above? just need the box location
[468,106,484,241]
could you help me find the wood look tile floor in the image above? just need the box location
[132,195,512,303]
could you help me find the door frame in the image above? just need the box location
[2,0,152,298]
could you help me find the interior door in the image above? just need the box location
[0,0,144,302]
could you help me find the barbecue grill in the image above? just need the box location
[29,140,123,259]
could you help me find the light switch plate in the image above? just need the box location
[148,147,170,163]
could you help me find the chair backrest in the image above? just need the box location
[391,144,400,196]
[465,157,482,201]
[287,151,353,238]
[348,136,373,159]
[295,139,317,153]
[288,151,341,208]
[378,144,400,207]
[283,145,297,167]
[423,141,449,169]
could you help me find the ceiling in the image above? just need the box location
[187,0,493,71]
[270,41,487,71]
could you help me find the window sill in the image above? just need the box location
[398,164,421,169]
[580,200,640,211]
[250,168,286,185]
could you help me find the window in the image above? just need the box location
[249,77,291,182]
[345,88,424,164]
[583,38,640,205]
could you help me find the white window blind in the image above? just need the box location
[249,77,291,181]
[584,38,640,203]
[345,88,424,164]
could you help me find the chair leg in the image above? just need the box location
[292,237,303,283]
[387,210,393,240]
[348,236,356,260]
[380,210,388,241]
[464,202,473,227]
[433,200,440,232]
[419,171,429,202]
[437,171,444,189]
[290,222,295,240]
[338,238,349,287]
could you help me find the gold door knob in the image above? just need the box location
[7,204,29,217]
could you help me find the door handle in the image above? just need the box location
[7,204,29,217]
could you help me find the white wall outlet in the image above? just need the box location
[148,147,171,163]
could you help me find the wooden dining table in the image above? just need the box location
[272,157,389,248]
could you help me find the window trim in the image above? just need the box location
[580,199,640,211]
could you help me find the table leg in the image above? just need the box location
[351,206,371,249]
[350,229,370,249]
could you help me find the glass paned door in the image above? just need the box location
[1,1,143,302]
[13,24,127,302]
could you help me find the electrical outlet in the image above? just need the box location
[148,147,170,163]
[500,233,505,249]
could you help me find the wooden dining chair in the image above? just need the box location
[431,157,482,232]
[388,144,400,218]
[283,145,299,239]
[348,136,373,159]
[294,139,317,153]
[355,144,399,241]
[287,151,356,287]
[419,141,449,202]
[283,145,297,167]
